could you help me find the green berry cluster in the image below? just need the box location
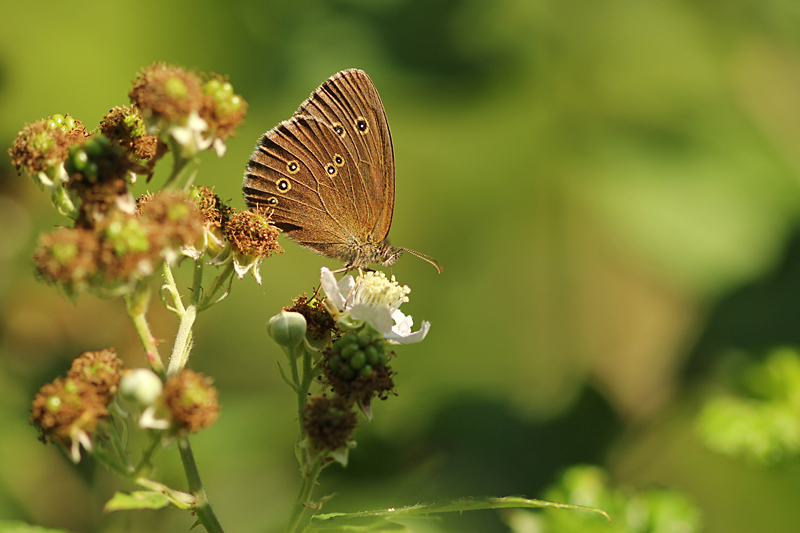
[45,113,78,133]
[204,78,244,115]
[329,329,388,380]
[65,135,122,182]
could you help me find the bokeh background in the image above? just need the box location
[3,0,800,532]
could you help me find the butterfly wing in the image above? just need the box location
[242,69,395,262]
[244,114,366,260]
[297,69,396,243]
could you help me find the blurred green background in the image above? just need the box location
[3,0,800,532]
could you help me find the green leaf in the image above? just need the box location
[308,496,609,531]
[308,516,410,532]
[0,522,72,533]
[103,490,171,512]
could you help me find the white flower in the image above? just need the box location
[167,110,211,158]
[320,267,430,344]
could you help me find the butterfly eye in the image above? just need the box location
[266,197,278,206]
[277,178,291,192]
[355,117,369,134]
[286,160,300,174]
[333,153,345,167]
[326,163,338,177]
[331,122,346,137]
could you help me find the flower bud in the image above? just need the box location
[119,368,163,408]
[267,310,307,349]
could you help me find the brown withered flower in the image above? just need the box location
[303,395,357,452]
[99,105,159,161]
[67,348,125,402]
[285,295,336,341]
[137,191,204,258]
[33,227,100,295]
[30,377,108,462]
[162,369,219,435]
[9,114,88,176]
[208,209,282,284]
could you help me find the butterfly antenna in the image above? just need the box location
[397,248,443,274]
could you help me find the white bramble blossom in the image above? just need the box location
[320,267,430,344]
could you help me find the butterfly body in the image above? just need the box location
[243,69,439,272]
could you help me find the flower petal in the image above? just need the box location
[349,303,394,333]
[320,267,350,310]
[384,309,430,344]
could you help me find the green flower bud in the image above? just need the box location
[267,310,307,348]
[119,368,163,408]
[359,365,374,378]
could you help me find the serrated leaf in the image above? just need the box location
[0,521,73,533]
[307,516,411,532]
[104,490,170,512]
[310,496,609,529]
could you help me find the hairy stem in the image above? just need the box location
[178,438,224,533]
[284,344,326,533]
[125,286,164,374]
[284,458,325,533]
[166,260,203,377]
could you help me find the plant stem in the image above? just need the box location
[283,344,326,533]
[166,260,203,377]
[284,458,325,533]
[178,438,224,533]
[125,286,164,374]
[162,140,197,191]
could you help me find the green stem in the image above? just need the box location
[166,260,203,377]
[134,434,163,476]
[163,139,197,191]
[178,438,225,533]
[197,262,234,312]
[162,262,186,315]
[284,459,325,533]
[125,286,164,374]
[283,343,327,533]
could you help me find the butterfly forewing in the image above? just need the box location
[243,69,396,264]
[296,69,395,241]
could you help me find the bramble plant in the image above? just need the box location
[7,63,617,533]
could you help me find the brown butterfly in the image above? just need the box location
[242,69,441,273]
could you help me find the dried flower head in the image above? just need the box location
[128,63,244,158]
[67,348,125,402]
[33,227,100,294]
[137,191,204,259]
[99,105,159,161]
[96,210,161,288]
[162,370,219,434]
[200,75,247,142]
[30,377,108,462]
[285,295,336,341]
[65,135,135,226]
[129,63,204,132]
[226,209,281,257]
[182,186,232,259]
[209,209,282,283]
[303,395,357,452]
[192,186,232,229]
[9,114,88,176]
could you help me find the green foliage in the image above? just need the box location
[697,347,800,464]
[309,495,609,532]
[0,523,71,533]
[103,491,171,512]
[502,466,701,533]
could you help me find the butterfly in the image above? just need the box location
[242,69,440,273]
